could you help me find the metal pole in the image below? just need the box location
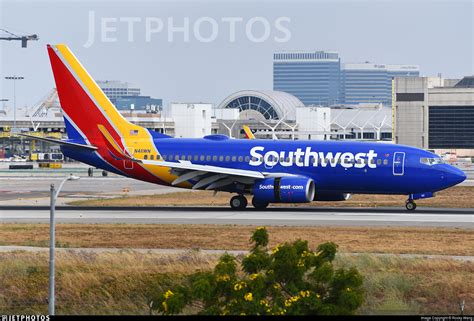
[13,77,16,131]
[49,183,56,315]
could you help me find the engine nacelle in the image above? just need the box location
[253,176,315,203]
[314,192,351,201]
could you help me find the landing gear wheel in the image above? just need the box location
[230,195,248,210]
[252,197,269,210]
[405,200,417,211]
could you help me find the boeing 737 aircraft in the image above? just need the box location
[23,44,467,210]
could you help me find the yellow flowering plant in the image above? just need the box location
[152,227,364,315]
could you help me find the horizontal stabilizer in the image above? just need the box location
[19,134,98,150]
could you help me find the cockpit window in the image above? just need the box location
[420,157,444,165]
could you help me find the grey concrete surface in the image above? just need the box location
[1,206,472,227]
[0,176,183,205]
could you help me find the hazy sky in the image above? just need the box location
[0,0,473,109]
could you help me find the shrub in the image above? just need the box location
[152,227,364,315]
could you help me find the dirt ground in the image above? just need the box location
[1,224,473,256]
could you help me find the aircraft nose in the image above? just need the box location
[443,166,467,187]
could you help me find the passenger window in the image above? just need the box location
[219,156,224,161]
[383,159,388,165]
[157,155,161,160]
[377,159,382,165]
[174,155,179,161]
[163,155,167,160]
[150,155,154,160]
[238,156,243,162]
[200,155,205,161]
[231,156,237,162]
[206,155,211,161]
[212,155,217,161]
[194,155,198,161]
[245,156,250,162]
[144,155,148,160]
[225,156,230,162]
[188,155,192,161]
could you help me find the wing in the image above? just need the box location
[96,125,289,191]
[141,159,269,190]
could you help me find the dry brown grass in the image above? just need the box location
[338,254,474,314]
[0,251,472,315]
[0,250,217,315]
[69,186,474,208]
[1,224,473,256]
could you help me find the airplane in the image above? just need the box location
[243,125,256,139]
[22,44,467,211]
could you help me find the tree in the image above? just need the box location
[153,227,364,315]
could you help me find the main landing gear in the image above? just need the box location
[405,199,417,211]
[252,197,269,210]
[229,195,270,210]
[230,195,248,210]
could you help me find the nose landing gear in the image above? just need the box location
[405,199,417,211]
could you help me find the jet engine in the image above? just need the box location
[252,176,315,203]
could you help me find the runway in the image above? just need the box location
[1,206,472,227]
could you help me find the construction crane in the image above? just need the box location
[0,28,38,48]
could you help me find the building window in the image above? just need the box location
[429,106,474,149]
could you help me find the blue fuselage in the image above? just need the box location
[134,136,466,195]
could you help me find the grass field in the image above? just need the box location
[1,224,473,256]
[0,251,472,315]
[69,186,474,208]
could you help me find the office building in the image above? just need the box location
[342,63,419,105]
[273,51,341,106]
[97,80,162,112]
[97,80,140,99]
[273,51,419,106]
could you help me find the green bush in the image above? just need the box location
[152,227,364,315]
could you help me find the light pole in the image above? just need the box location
[49,174,80,315]
[5,76,24,133]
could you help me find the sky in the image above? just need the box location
[0,0,473,109]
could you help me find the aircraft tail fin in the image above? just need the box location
[243,125,255,139]
[47,44,169,150]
